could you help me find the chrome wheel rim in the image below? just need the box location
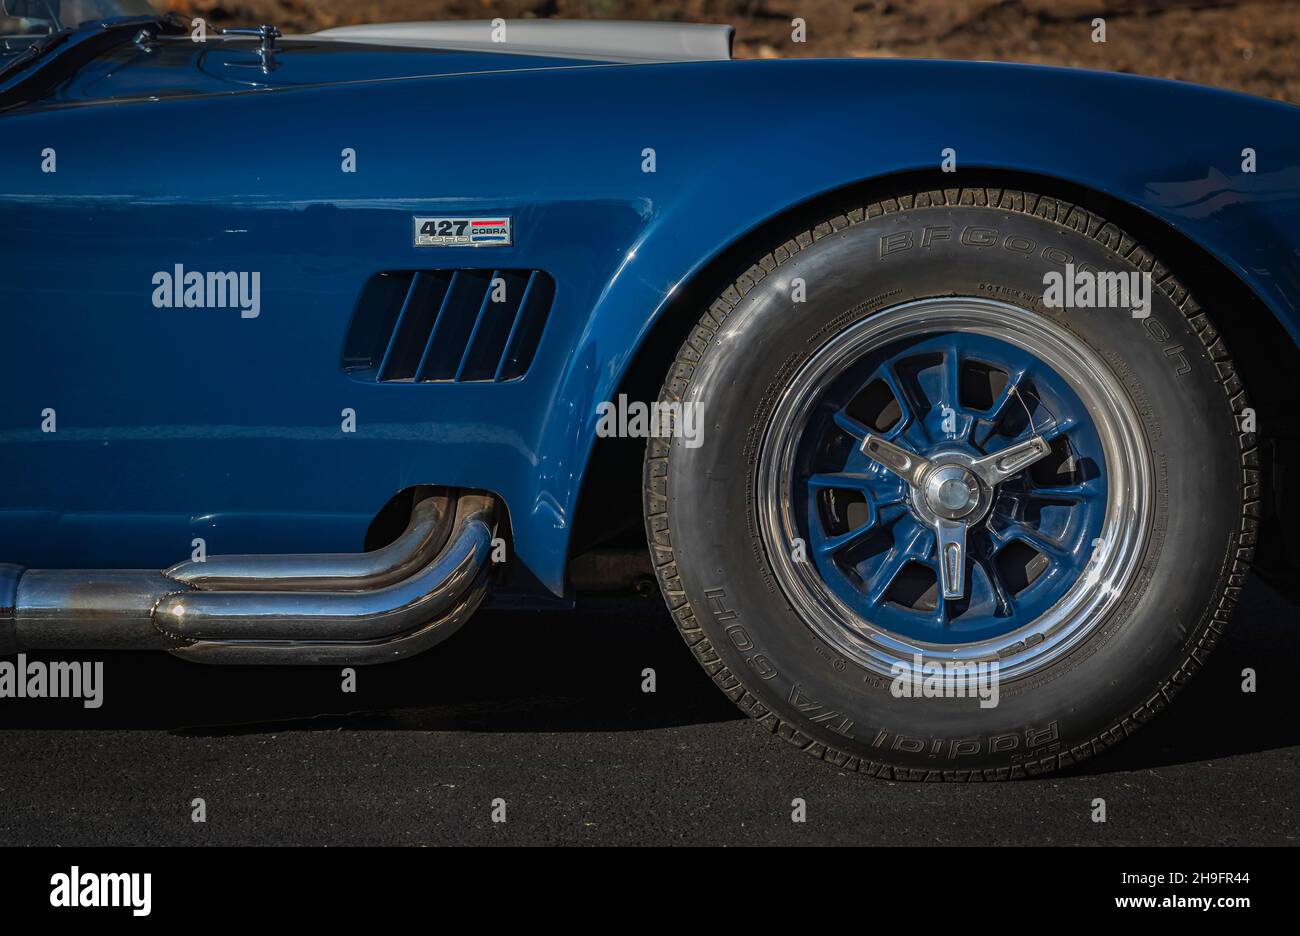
[755,297,1151,682]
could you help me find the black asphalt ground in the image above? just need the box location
[0,579,1296,846]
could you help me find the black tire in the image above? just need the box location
[643,187,1256,780]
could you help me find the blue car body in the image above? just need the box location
[1,20,1298,601]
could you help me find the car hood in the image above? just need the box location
[21,36,623,108]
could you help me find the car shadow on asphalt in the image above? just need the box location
[1063,576,1300,776]
[0,592,743,735]
[1,580,1295,776]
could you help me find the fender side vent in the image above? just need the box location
[343,269,555,382]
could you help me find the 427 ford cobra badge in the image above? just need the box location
[413,216,512,247]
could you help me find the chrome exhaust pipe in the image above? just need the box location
[2,567,181,652]
[165,493,455,591]
[0,491,496,665]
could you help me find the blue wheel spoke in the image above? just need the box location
[831,409,872,442]
[878,361,926,445]
[974,551,1016,618]
[816,500,907,555]
[808,472,902,496]
[809,473,906,557]
[971,368,1028,449]
[934,341,980,445]
[987,367,1029,423]
[1037,414,1078,443]
[819,524,873,556]
[863,520,932,606]
[1026,478,1103,503]
[993,521,1069,562]
[989,412,1076,453]
[941,341,961,413]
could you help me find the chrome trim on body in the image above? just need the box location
[308,20,735,64]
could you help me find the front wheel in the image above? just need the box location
[644,187,1254,779]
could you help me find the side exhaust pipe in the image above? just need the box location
[165,494,455,591]
[0,491,496,665]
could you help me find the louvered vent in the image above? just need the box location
[342,270,555,382]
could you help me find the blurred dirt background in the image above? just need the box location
[158,1,1300,103]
